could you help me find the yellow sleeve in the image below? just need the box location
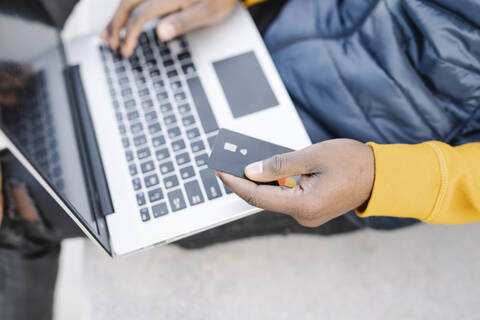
[356,141,480,224]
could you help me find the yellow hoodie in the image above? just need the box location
[356,142,480,224]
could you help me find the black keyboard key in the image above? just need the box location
[195,153,208,167]
[148,188,164,203]
[171,139,185,152]
[136,192,146,206]
[174,92,186,102]
[200,169,223,200]
[115,112,123,121]
[132,177,142,190]
[122,137,130,148]
[153,80,164,90]
[185,180,204,206]
[167,127,181,139]
[121,87,132,97]
[187,77,218,133]
[186,127,200,140]
[180,166,195,180]
[138,88,150,97]
[148,123,162,134]
[170,81,182,91]
[157,91,168,101]
[208,136,217,149]
[141,99,153,109]
[160,48,171,57]
[152,135,166,147]
[152,203,168,217]
[182,115,195,127]
[164,175,179,189]
[119,124,127,135]
[130,122,143,134]
[115,65,126,74]
[178,103,190,115]
[150,69,160,77]
[145,174,159,187]
[159,161,174,175]
[133,135,147,146]
[160,103,172,113]
[119,77,129,85]
[167,189,186,212]
[139,32,149,44]
[132,66,143,74]
[177,52,191,61]
[136,76,147,85]
[145,110,157,122]
[140,208,150,222]
[125,150,134,162]
[124,99,136,110]
[141,160,155,173]
[127,110,140,121]
[129,163,137,176]
[163,59,174,67]
[182,63,196,75]
[164,114,177,126]
[137,146,150,158]
[191,140,205,153]
[167,70,178,78]
[175,152,190,166]
[156,148,170,161]
[53,166,62,178]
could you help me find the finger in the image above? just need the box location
[216,171,304,214]
[106,0,145,50]
[244,146,319,183]
[0,94,17,106]
[121,2,160,56]
[156,2,209,41]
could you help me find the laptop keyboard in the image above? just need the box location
[1,71,64,192]
[99,30,230,222]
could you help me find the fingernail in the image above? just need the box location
[159,23,176,41]
[245,161,263,177]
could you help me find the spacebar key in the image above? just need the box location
[187,77,218,133]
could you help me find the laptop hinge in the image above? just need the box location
[63,65,114,217]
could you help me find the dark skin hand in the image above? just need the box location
[101,0,238,57]
[216,139,375,227]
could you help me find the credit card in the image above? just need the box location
[207,128,298,187]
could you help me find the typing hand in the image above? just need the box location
[0,62,31,107]
[216,139,375,227]
[102,0,238,57]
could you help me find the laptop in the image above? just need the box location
[0,3,311,256]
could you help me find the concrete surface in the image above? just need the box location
[54,222,480,320]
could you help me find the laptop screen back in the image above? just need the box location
[0,3,110,252]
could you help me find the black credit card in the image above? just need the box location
[207,128,293,179]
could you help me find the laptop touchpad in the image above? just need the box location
[213,51,278,118]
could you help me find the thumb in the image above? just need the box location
[245,148,314,183]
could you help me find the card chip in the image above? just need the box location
[224,142,237,153]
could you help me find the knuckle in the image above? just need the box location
[244,187,260,207]
[268,154,287,176]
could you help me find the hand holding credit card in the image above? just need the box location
[210,130,375,228]
[207,128,299,187]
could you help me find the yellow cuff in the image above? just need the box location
[356,142,442,221]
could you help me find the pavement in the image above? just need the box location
[54,222,480,320]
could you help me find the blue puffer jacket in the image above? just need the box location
[263,0,480,228]
[264,0,480,146]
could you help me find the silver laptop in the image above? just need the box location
[0,4,311,256]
